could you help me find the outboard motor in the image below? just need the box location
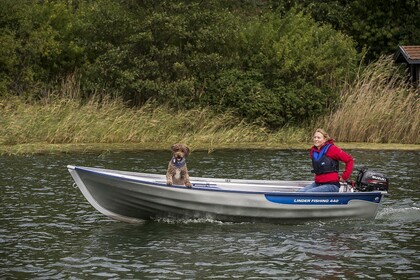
[355,167,389,192]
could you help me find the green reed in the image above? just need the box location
[0,94,308,149]
[1,56,418,151]
[317,56,419,144]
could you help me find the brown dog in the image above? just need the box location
[166,143,192,188]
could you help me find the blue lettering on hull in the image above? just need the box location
[265,193,382,205]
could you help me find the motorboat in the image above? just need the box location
[67,165,388,223]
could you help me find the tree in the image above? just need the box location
[291,0,420,61]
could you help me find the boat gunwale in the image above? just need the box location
[69,165,385,199]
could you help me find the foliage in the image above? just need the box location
[0,0,366,128]
[208,11,357,127]
[291,0,420,61]
[0,0,84,96]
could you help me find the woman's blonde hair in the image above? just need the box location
[314,128,330,140]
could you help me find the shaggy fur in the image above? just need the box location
[166,143,192,188]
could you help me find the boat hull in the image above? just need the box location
[68,166,384,223]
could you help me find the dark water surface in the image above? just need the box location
[1,149,419,279]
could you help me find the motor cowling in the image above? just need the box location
[355,167,389,192]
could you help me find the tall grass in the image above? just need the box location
[0,90,307,149]
[1,56,418,150]
[318,56,419,144]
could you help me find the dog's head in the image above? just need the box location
[171,143,190,162]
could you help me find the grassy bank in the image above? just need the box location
[1,142,419,156]
[318,57,419,143]
[0,95,310,154]
[0,57,418,155]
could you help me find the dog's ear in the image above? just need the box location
[183,145,190,157]
[171,144,179,152]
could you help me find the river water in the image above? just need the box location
[1,149,419,279]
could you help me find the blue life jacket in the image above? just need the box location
[311,144,339,175]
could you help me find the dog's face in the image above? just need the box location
[171,143,190,162]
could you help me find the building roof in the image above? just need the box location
[394,46,420,64]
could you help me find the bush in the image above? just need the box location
[0,1,359,128]
[205,10,358,127]
[0,0,84,97]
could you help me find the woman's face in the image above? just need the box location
[313,132,327,148]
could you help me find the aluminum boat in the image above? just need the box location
[67,165,387,223]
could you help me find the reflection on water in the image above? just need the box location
[1,149,419,279]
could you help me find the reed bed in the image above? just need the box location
[1,56,418,152]
[318,56,419,144]
[0,95,308,149]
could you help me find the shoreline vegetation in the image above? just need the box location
[1,58,419,156]
[1,2,418,156]
[1,142,419,156]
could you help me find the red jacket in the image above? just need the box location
[310,140,354,183]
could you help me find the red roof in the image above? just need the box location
[394,46,420,64]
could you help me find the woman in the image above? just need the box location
[298,128,354,192]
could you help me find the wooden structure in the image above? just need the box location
[394,46,420,86]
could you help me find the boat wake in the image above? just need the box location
[152,217,229,224]
[377,206,420,221]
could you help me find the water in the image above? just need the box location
[1,149,419,279]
